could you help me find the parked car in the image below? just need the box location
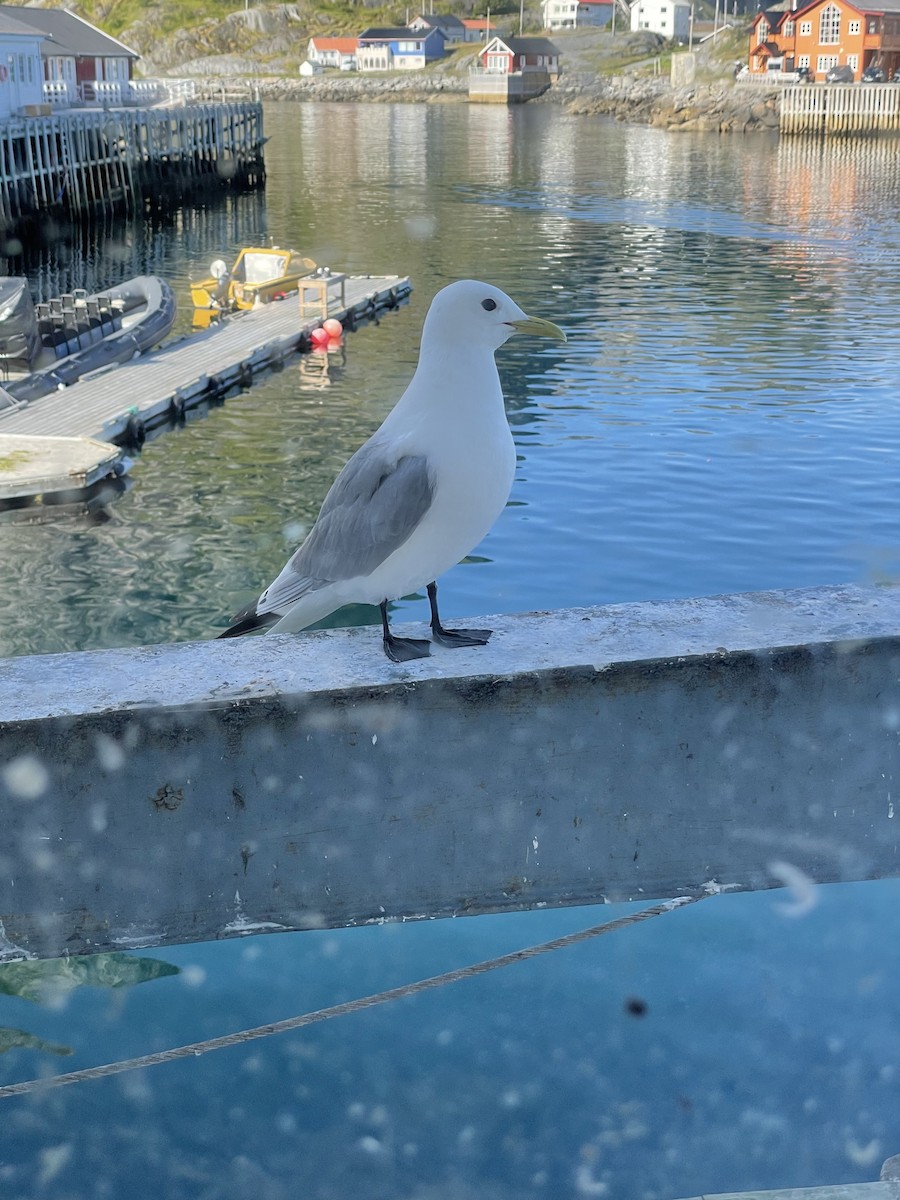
[861,64,886,82]
[796,65,812,83]
[825,63,855,82]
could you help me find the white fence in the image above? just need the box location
[781,81,900,132]
[736,71,802,85]
[41,78,196,111]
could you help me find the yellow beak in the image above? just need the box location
[509,315,567,342]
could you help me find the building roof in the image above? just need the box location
[753,8,790,27]
[413,13,466,30]
[309,36,358,52]
[791,0,900,16]
[358,26,434,40]
[0,6,138,58]
[462,17,493,26]
[496,35,560,53]
[0,10,44,38]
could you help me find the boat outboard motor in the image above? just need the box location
[0,277,41,373]
[210,258,231,309]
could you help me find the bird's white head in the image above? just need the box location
[422,280,566,354]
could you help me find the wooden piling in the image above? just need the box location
[0,102,265,232]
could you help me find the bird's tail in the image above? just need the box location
[216,604,280,639]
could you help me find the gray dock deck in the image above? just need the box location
[0,433,121,503]
[0,273,410,509]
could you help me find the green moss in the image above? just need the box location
[0,450,32,472]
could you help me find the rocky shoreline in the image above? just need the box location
[201,70,781,133]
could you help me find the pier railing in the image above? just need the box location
[42,77,196,111]
[0,100,265,228]
[781,81,900,133]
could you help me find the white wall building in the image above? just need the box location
[542,0,614,30]
[629,0,690,39]
[0,13,45,118]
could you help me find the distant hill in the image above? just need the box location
[22,0,738,77]
[25,0,520,74]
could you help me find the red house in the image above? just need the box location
[480,35,560,78]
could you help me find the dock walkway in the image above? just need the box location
[0,273,410,509]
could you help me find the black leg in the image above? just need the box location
[427,581,492,649]
[380,600,430,663]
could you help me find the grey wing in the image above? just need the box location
[258,443,434,614]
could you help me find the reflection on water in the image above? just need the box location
[2,106,900,656]
[1,105,900,1199]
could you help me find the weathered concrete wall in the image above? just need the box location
[0,584,898,959]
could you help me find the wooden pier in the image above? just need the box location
[0,102,265,231]
[780,82,900,134]
[0,274,411,512]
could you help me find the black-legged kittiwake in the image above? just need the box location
[217,279,566,661]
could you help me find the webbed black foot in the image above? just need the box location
[431,626,492,648]
[383,634,432,663]
[427,581,492,651]
[380,599,431,663]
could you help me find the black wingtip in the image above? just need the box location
[216,609,280,639]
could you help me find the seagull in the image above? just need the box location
[217,279,566,662]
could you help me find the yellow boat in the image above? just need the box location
[190,246,317,314]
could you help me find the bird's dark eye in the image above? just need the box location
[481,298,498,311]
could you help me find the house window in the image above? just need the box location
[817,53,839,70]
[847,53,858,69]
[759,19,769,38]
[848,19,860,33]
[867,17,878,33]
[784,20,794,35]
[819,4,840,43]
[798,54,810,67]
[800,20,811,34]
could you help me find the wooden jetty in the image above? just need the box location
[780,82,900,134]
[0,102,265,231]
[0,273,411,512]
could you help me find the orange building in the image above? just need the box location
[748,0,900,80]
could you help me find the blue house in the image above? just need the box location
[357,26,446,70]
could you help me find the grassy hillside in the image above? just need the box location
[28,0,742,76]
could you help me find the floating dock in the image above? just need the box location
[0,273,411,513]
[0,433,123,509]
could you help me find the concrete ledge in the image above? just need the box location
[675,1184,900,1200]
[0,583,898,959]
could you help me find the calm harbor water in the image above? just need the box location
[1,103,900,1198]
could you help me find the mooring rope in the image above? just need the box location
[0,893,709,1100]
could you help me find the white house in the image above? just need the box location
[629,0,690,39]
[0,12,46,117]
[306,36,358,71]
[542,0,614,30]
